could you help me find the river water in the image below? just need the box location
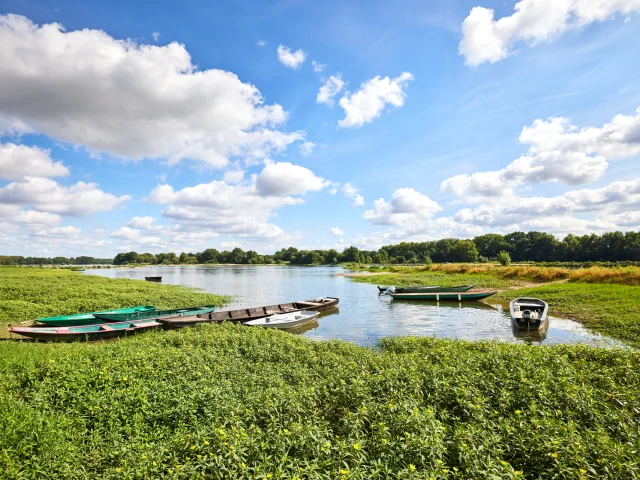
[86,265,625,348]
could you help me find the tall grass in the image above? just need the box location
[1,324,638,479]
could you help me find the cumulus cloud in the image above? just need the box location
[312,61,326,72]
[223,167,245,184]
[338,73,413,128]
[0,177,130,216]
[441,108,640,198]
[0,143,69,180]
[126,216,157,229]
[0,14,304,167]
[316,75,344,107]
[363,188,441,225]
[299,141,316,156]
[342,182,365,206]
[255,162,330,196]
[330,226,344,237]
[459,0,640,66]
[277,44,306,69]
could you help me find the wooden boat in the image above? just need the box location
[145,276,162,282]
[377,285,474,294]
[93,306,216,322]
[157,297,339,327]
[510,297,549,331]
[36,306,157,327]
[390,290,497,301]
[244,311,320,329]
[8,319,161,342]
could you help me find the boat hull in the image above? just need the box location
[36,306,157,327]
[244,311,320,329]
[93,306,216,322]
[378,285,474,293]
[158,297,339,327]
[390,291,497,301]
[510,297,549,331]
[9,319,161,342]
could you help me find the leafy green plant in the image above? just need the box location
[497,251,511,266]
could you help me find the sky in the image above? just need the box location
[1,0,640,257]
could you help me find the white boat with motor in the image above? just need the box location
[510,297,549,331]
[243,311,320,329]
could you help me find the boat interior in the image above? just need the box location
[512,301,545,320]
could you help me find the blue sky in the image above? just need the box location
[1,0,640,257]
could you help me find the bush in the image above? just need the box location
[497,251,511,266]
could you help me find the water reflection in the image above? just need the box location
[86,266,626,348]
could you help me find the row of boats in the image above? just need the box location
[8,298,339,342]
[378,284,549,332]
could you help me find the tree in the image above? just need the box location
[473,234,510,259]
[450,240,479,263]
[497,251,511,266]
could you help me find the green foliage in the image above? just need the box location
[0,268,229,334]
[0,325,638,478]
[497,251,512,266]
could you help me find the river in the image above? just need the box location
[86,265,625,347]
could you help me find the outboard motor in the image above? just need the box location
[522,310,532,320]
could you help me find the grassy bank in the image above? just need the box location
[0,267,229,335]
[351,264,640,347]
[1,324,638,479]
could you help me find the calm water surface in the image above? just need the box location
[86,265,625,348]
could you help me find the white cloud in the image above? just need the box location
[257,40,266,47]
[441,108,640,198]
[277,44,306,69]
[338,72,413,128]
[363,188,441,225]
[255,162,330,196]
[299,141,316,156]
[316,75,344,107]
[312,60,326,72]
[0,177,130,216]
[0,205,62,226]
[152,31,160,42]
[342,182,365,206]
[126,216,157,229]
[0,143,69,180]
[459,0,640,66]
[0,14,303,168]
[330,227,344,237]
[223,167,245,184]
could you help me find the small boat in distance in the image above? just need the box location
[244,311,320,329]
[93,306,216,322]
[8,319,161,342]
[158,297,339,327]
[378,285,474,294]
[36,306,157,327]
[390,291,497,301]
[510,298,549,331]
[145,276,162,282]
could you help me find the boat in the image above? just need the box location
[377,285,474,294]
[145,276,162,282]
[8,319,161,342]
[92,306,216,322]
[244,311,320,329]
[36,306,157,327]
[510,297,549,331]
[157,297,339,327]
[389,291,497,301]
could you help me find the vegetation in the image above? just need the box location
[0,256,112,266]
[1,324,638,479]
[112,230,640,267]
[0,268,228,335]
[497,251,511,266]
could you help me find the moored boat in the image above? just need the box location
[92,306,216,322]
[157,297,339,327]
[510,297,549,331]
[36,306,157,327]
[378,285,474,294]
[145,276,162,282]
[244,311,320,329]
[390,291,497,301]
[8,319,161,342]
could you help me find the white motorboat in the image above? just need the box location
[243,311,320,329]
[510,297,549,331]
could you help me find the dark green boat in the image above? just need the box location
[9,319,162,342]
[378,285,474,294]
[37,306,157,327]
[92,306,216,322]
[390,291,497,301]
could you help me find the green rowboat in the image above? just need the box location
[378,285,474,293]
[9,319,161,342]
[92,306,216,322]
[37,306,157,327]
[390,291,497,301]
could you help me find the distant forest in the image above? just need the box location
[0,256,112,266]
[111,231,640,266]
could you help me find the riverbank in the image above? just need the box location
[350,264,640,348]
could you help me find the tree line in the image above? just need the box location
[111,230,640,266]
[0,256,113,266]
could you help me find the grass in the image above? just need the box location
[0,267,229,336]
[1,324,639,479]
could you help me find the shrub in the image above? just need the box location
[497,251,511,266]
